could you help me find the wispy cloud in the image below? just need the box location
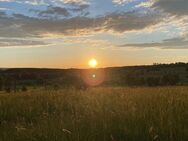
[63,0,89,5]
[0,38,49,47]
[119,36,188,49]
[0,0,89,5]
[112,0,135,5]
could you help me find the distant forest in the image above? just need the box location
[0,62,188,92]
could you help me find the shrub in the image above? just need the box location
[161,74,180,86]
[146,77,160,86]
[21,85,27,92]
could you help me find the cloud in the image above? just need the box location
[112,0,135,5]
[37,4,89,18]
[2,0,186,50]
[0,38,48,47]
[69,3,89,12]
[63,0,89,5]
[0,11,162,38]
[152,0,188,17]
[119,36,188,49]
[0,11,6,17]
[0,0,46,5]
[38,6,71,17]
[103,11,161,33]
[0,0,89,5]
[136,1,153,8]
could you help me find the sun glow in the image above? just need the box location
[88,58,98,68]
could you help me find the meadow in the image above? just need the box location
[0,87,187,141]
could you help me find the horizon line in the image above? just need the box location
[0,62,187,70]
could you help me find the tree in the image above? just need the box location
[146,77,160,86]
[186,67,188,72]
[13,79,17,93]
[4,78,12,93]
[161,74,180,86]
[0,77,3,91]
[21,85,27,92]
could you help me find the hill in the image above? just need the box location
[0,63,188,92]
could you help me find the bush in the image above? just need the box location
[21,85,27,92]
[5,87,11,93]
[161,74,180,86]
[53,84,59,91]
[186,67,188,72]
[146,77,160,86]
[0,78,3,91]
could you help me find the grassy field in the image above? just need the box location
[0,87,187,141]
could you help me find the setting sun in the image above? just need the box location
[88,58,98,68]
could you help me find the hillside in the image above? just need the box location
[0,63,188,92]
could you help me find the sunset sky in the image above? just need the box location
[0,0,188,68]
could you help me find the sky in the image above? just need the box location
[0,0,188,68]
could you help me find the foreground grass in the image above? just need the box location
[0,87,187,141]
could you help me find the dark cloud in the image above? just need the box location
[37,3,90,18]
[38,6,71,17]
[0,11,6,17]
[0,11,162,38]
[69,4,89,12]
[103,11,161,32]
[0,38,48,47]
[119,37,188,49]
[152,0,188,16]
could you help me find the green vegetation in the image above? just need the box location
[0,87,187,141]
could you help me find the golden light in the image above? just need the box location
[88,58,98,68]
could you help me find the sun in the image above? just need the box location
[88,58,98,68]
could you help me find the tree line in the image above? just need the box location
[0,75,27,93]
[123,73,180,86]
[0,62,187,92]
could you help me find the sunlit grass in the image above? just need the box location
[0,87,187,141]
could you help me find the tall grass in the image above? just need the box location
[0,87,187,141]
